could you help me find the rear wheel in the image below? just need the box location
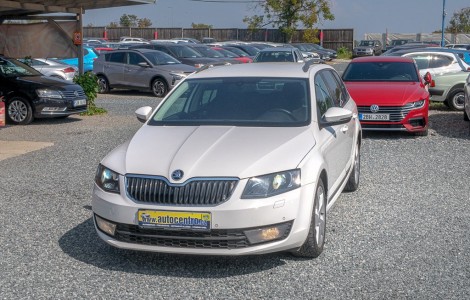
[292,178,326,258]
[7,96,33,125]
[447,90,465,111]
[97,75,110,93]
[152,78,168,98]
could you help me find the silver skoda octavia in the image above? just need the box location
[92,61,362,258]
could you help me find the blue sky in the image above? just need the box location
[83,0,469,39]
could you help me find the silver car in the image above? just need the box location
[93,48,197,97]
[20,58,77,81]
[464,73,470,124]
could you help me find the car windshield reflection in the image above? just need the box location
[342,62,419,82]
[149,77,310,127]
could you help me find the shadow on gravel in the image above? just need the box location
[59,217,299,277]
[29,116,83,126]
[100,89,158,98]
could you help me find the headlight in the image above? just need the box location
[242,169,301,199]
[36,89,63,99]
[170,73,186,81]
[411,100,426,108]
[95,164,120,193]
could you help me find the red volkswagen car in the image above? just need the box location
[342,56,431,136]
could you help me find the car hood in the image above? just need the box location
[345,82,428,106]
[13,75,80,89]
[103,125,315,181]
[154,63,196,73]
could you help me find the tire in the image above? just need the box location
[152,78,168,98]
[291,178,326,258]
[6,96,33,125]
[344,142,360,192]
[97,75,110,94]
[446,90,465,111]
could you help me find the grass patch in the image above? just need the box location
[429,101,450,111]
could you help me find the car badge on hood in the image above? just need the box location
[171,170,184,181]
[370,104,379,113]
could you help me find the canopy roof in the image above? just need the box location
[0,0,155,17]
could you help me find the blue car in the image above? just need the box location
[57,47,99,72]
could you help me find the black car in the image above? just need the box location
[130,42,220,68]
[0,56,87,125]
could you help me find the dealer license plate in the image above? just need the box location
[73,99,87,107]
[360,113,390,121]
[137,210,211,230]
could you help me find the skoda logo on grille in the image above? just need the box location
[370,104,380,113]
[171,170,184,181]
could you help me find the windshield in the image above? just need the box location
[342,62,419,82]
[143,51,181,65]
[170,45,204,58]
[0,57,42,77]
[193,47,224,58]
[359,41,375,47]
[214,48,238,58]
[149,77,310,127]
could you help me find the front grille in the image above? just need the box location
[113,221,293,249]
[60,90,86,100]
[125,176,238,206]
[358,103,419,122]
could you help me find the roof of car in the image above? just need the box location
[189,61,329,79]
[351,56,415,63]
[258,47,296,52]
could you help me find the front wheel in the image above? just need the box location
[447,90,465,111]
[152,78,168,98]
[7,96,33,125]
[291,178,326,258]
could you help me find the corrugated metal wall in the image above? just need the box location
[83,27,355,51]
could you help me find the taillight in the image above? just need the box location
[63,67,75,73]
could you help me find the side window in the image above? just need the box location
[321,70,343,107]
[128,52,146,65]
[409,54,430,69]
[314,73,335,117]
[109,52,126,63]
[331,71,349,106]
[429,55,453,68]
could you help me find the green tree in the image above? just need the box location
[120,14,138,27]
[243,0,334,43]
[191,23,213,29]
[138,18,153,28]
[446,7,470,33]
[108,22,119,28]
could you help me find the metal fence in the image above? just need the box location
[83,27,355,51]
[364,33,470,46]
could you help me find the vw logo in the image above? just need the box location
[171,170,184,181]
[370,104,380,113]
[74,91,79,97]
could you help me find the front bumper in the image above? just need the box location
[92,180,316,255]
[358,103,429,133]
[33,97,87,118]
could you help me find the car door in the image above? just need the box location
[314,69,355,194]
[123,52,151,89]
[105,51,126,86]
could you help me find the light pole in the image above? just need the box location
[441,0,446,47]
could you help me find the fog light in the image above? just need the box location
[95,214,116,236]
[244,222,291,245]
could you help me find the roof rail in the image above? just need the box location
[302,58,325,72]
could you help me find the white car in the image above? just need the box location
[464,73,470,124]
[92,61,362,258]
[398,51,470,77]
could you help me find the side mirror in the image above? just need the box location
[135,106,153,123]
[423,72,432,85]
[321,107,353,127]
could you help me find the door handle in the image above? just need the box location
[341,125,349,133]
[352,113,358,119]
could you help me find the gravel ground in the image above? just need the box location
[1,91,469,299]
